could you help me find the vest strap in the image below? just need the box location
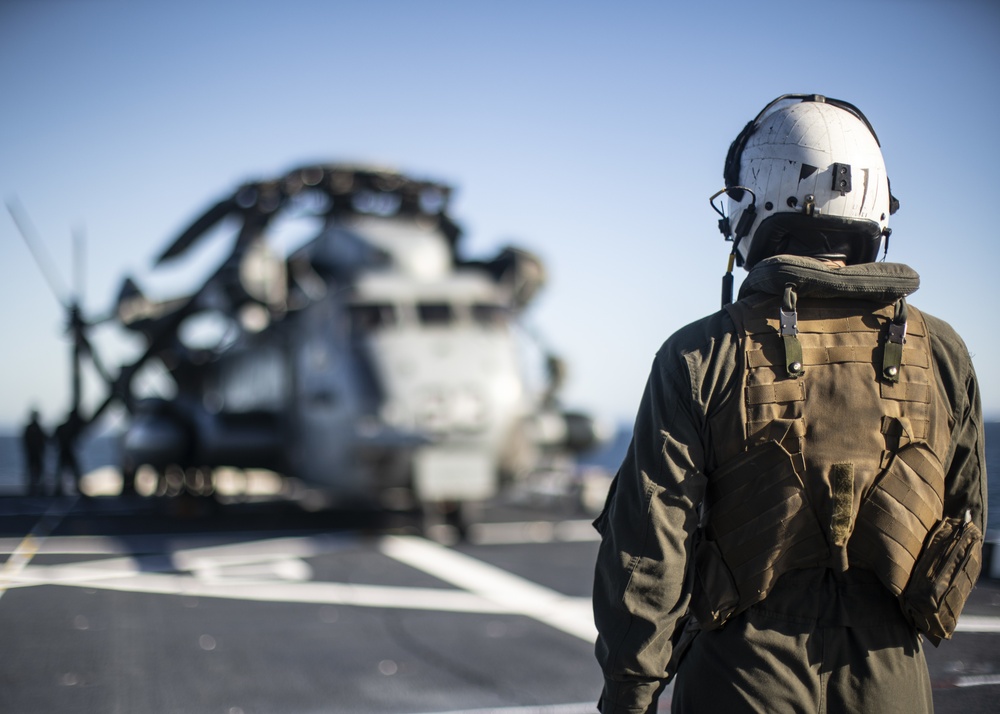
[882,298,908,383]
[780,286,805,378]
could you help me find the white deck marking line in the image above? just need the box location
[0,496,77,601]
[954,673,1000,688]
[5,559,150,587]
[468,519,600,545]
[414,703,597,714]
[0,535,522,614]
[379,535,597,642]
[0,532,356,556]
[954,615,1000,633]
[0,535,135,555]
[168,533,352,567]
[6,552,313,588]
[0,533,357,588]
[0,535,41,596]
[23,567,514,612]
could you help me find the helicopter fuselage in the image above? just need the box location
[117,166,596,515]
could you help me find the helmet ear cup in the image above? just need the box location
[724,120,756,203]
[888,177,900,215]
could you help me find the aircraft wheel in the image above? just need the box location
[420,500,479,543]
[120,462,137,496]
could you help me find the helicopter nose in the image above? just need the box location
[416,387,487,434]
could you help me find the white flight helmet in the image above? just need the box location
[715,94,899,270]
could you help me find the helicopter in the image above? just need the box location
[14,163,604,527]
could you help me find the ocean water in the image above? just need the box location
[0,424,997,537]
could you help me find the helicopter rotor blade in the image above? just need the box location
[6,196,71,307]
[155,196,238,265]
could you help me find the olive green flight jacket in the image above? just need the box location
[591,257,987,713]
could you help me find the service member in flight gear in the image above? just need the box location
[592,94,986,714]
[22,409,48,496]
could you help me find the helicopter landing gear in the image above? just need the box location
[120,460,137,497]
[420,500,482,543]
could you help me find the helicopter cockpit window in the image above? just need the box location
[350,303,396,333]
[471,303,509,327]
[178,310,239,351]
[417,303,453,325]
[352,190,403,216]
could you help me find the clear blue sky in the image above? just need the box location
[2,0,998,431]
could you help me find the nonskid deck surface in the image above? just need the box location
[0,495,997,714]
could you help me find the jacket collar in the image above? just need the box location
[739,255,920,303]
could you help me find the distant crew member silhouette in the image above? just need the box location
[22,409,48,496]
[54,410,85,497]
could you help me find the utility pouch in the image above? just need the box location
[691,440,826,629]
[690,533,739,630]
[901,516,983,645]
[849,443,945,597]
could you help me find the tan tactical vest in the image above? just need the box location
[691,286,958,630]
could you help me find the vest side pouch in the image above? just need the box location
[901,516,983,645]
[850,442,945,596]
[692,440,825,629]
[690,530,739,630]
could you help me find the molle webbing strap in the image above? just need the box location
[742,312,882,334]
[746,381,805,406]
[881,380,932,403]
[744,343,930,370]
[741,310,930,372]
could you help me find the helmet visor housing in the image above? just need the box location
[726,98,892,269]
